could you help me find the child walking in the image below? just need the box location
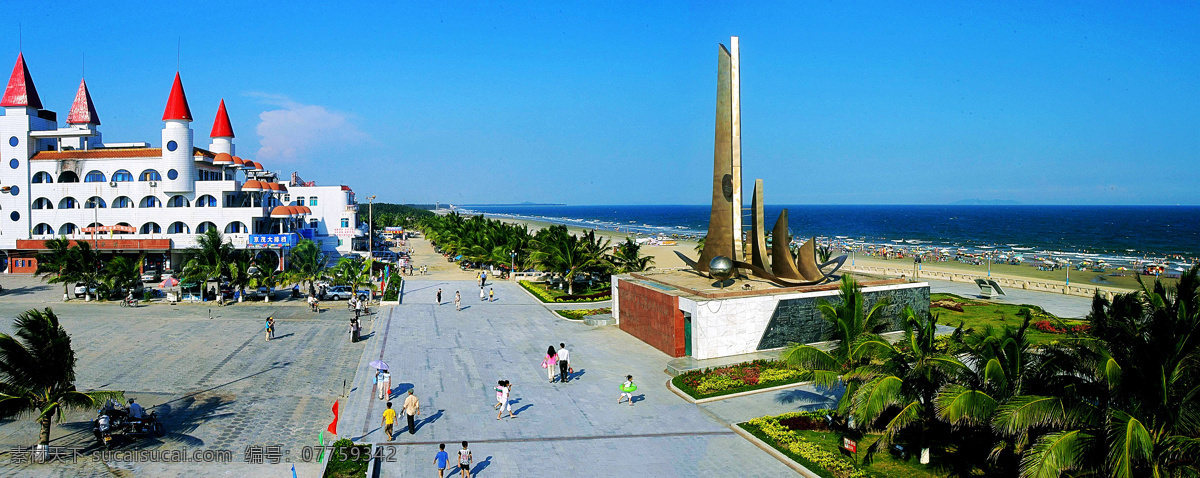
[496,380,516,419]
[618,375,637,406]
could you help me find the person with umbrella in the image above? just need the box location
[371,361,391,400]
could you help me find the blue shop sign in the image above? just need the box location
[249,234,299,247]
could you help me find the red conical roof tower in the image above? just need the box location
[210,99,234,138]
[162,72,192,121]
[67,78,100,125]
[1,53,42,109]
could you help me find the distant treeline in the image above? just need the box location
[369,203,436,229]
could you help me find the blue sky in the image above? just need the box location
[5,2,1198,205]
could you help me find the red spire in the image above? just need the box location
[1,53,42,109]
[161,72,193,121]
[67,78,100,125]
[210,99,234,138]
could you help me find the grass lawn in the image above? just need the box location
[322,439,371,478]
[930,293,1089,343]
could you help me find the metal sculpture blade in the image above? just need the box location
[770,209,805,280]
[749,179,769,270]
[698,43,737,272]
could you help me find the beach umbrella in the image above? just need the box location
[369,360,389,371]
[159,277,179,288]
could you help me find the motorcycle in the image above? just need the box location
[92,399,166,449]
[119,298,139,308]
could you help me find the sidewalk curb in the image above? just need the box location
[730,423,823,478]
[667,379,816,404]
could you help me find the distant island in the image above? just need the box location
[950,199,1022,205]
[460,202,567,206]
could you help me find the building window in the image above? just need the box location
[140,196,161,208]
[57,171,79,183]
[340,218,349,228]
[32,198,52,210]
[31,172,52,183]
[167,221,189,234]
[310,197,317,206]
[112,170,134,182]
[167,195,189,207]
[84,196,107,208]
[113,196,133,208]
[32,223,52,234]
[167,169,179,180]
[58,197,78,209]
[9,158,17,169]
[84,170,106,182]
[224,221,247,233]
[166,140,178,152]
[297,197,305,206]
[8,186,18,196]
[309,219,318,229]
[8,137,16,147]
[197,222,217,233]
[9,211,18,221]
[140,170,161,181]
[195,195,217,207]
[59,223,77,235]
[114,222,133,234]
[140,222,161,234]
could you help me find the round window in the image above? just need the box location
[167,169,179,180]
[8,137,17,147]
[167,140,178,152]
[8,158,16,169]
[9,211,18,221]
[8,186,17,196]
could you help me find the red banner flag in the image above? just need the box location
[327,400,339,436]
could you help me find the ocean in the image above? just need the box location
[459,205,1200,264]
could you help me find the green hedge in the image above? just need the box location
[672,359,811,400]
[555,307,611,320]
[741,411,870,478]
[382,276,403,302]
[323,438,371,478]
[519,280,611,303]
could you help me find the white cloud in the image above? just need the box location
[249,93,371,162]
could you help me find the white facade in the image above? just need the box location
[283,184,359,255]
[0,54,359,268]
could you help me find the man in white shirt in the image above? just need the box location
[128,398,145,419]
[557,343,571,383]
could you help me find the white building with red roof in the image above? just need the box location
[0,53,360,276]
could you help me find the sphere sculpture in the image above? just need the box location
[709,256,734,281]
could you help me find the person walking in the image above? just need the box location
[479,286,486,302]
[436,288,442,305]
[542,346,558,382]
[264,317,275,342]
[557,343,571,383]
[403,389,420,434]
[382,402,396,440]
[457,441,472,478]
[496,380,515,419]
[454,292,461,311]
[493,380,506,410]
[618,375,637,406]
[434,444,449,478]
[488,288,494,302]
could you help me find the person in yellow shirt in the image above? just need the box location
[382,402,396,440]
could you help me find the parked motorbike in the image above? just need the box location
[92,399,166,449]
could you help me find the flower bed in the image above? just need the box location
[322,438,372,478]
[555,307,611,320]
[740,411,868,478]
[1033,319,1089,334]
[672,359,810,399]
[519,280,611,303]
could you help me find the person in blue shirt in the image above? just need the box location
[434,443,449,477]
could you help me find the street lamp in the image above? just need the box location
[510,250,516,281]
[367,195,376,258]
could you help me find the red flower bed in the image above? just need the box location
[1034,320,1090,334]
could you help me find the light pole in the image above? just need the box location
[510,250,516,281]
[367,195,376,258]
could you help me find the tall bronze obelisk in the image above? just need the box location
[698,37,743,273]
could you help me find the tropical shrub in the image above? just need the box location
[673,360,810,399]
[381,276,403,302]
[743,411,869,478]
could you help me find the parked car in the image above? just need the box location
[323,286,354,300]
[74,282,98,299]
[141,271,161,283]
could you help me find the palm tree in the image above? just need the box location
[842,308,966,464]
[330,257,372,295]
[228,255,254,302]
[610,237,655,273]
[288,239,327,297]
[532,227,610,294]
[33,237,77,300]
[249,261,285,302]
[0,308,121,451]
[782,276,892,397]
[99,255,143,300]
[180,229,239,295]
[996,266,1200,477]
[694,234,706,253]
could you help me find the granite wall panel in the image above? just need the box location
[618,280,685,357]
[756,285,930,350]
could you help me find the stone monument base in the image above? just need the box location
[611,270,929,360]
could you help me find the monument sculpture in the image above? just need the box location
[679,37,847,287]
